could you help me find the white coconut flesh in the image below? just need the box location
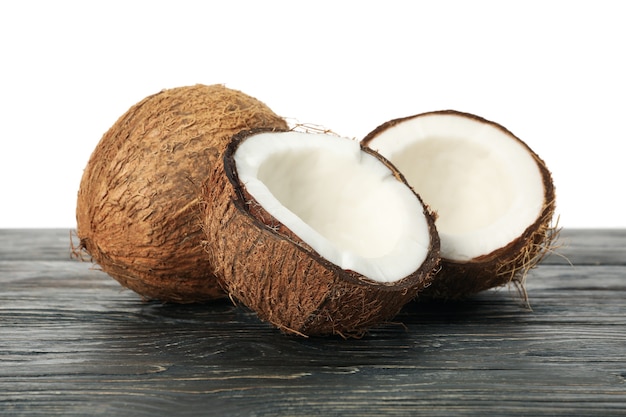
[234,131,432,283]
[366,113,545,262]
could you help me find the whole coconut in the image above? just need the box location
[76,84,288,302]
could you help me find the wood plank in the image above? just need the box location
[0,229,77,261]
[1,230,626,416]
[2,228,625,265]
[545,228,626,266]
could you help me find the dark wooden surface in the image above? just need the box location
[1,229,625,416]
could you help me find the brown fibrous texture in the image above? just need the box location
[362,110,558,301]
[76,84,288,303]
[202,130,441,337]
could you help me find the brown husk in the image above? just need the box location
[75,84,288,303]
[202,129,440,337]
[362,110,557,300]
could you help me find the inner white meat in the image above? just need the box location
[234,131,431,283]
[367,113,545,261]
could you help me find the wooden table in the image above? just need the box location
[1,229,625,416]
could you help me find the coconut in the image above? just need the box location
[75,84,288,303]
[202,129,440,337]
[362,110,556,300]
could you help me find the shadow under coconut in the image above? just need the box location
[399,287,534,326]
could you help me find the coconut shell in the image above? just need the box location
[76,84,288,303]
[202,129,440,337]
[362,110,557,300]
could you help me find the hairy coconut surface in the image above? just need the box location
[76,84,288,303]
[202,129,440,337]
[362,110,556,300]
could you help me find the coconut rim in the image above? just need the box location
[221,128,440,290]
[362,109,556,263]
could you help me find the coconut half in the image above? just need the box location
[362,110,556,299]
[202,129,440,337]
[76,84,287,303]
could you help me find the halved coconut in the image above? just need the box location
[362,110,556,300]
[202,129,440,337]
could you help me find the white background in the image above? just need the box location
[1,1,624,229]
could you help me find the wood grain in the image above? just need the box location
[1,229,625,416]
